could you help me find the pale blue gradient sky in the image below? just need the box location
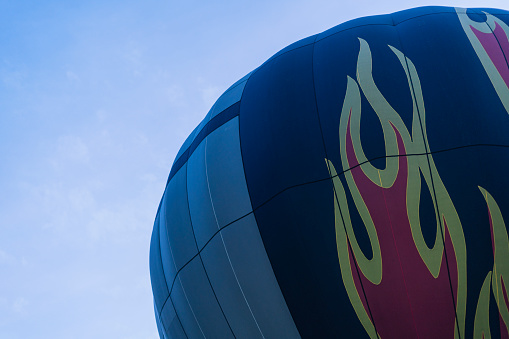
[1,1,508,338]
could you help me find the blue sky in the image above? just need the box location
[1,1,508,338]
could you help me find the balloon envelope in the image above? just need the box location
[150,6,509,338]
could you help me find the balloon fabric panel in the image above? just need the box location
[151,6,509,338]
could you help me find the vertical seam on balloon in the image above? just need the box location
[237,52,259,212]
[153,214,172,336]
[310,33,381,338]
[329,170,380,338]
[167,293,189,339]
[158,189,178,316]
[184,144,237,338]
[378,168,421,338]
[238,71,254,104]
[177,274,206,338]
[170,305,189,339]
[156,246,171,321]
[170,286,191,339]
[373,16,422,338]
[162,169,198,337]
[157,307,169,339]
[403,36,462,339]
[468,12,508,337]
[391,14,462,339]
[163,211,253,300]
[158,300,177,339]
[475,10,509,78]
[204,136,220,231]
[237,62,302,337]
[204,123,266,338]
[217,229,266,338]
[174,299,190,339]
[162,183,183,302]
[154,187,171,314]
[159,314,169,339]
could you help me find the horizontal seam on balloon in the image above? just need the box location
[392,11,466,26]
[314,11,466,44]
[162,210,256,299]
[159,142,509,289]
[261,39,317,64]
[161,177,336,301]
[155,141,509,330]
[249,143,509,212]
[334,143,509,177]
[160,154,437,309]
[156,142,509,325]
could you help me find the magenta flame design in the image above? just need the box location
[471,22,509,89]
[345,113,458,338]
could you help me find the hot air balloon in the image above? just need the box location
[150,6,509,338]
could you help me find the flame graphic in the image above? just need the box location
[457,8,509,114]
[326,39,467,338]
[474,188,509,339]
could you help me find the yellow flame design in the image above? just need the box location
[327,38,467,338]
[474,187,509,338]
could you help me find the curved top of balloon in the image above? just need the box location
[151,6,509,339]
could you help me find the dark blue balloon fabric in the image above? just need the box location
[151,6,509,338]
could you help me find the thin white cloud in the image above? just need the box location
[0,249,16,266]
[66,70,80,82]
[56,135,90,165]
[12,298,28,315]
